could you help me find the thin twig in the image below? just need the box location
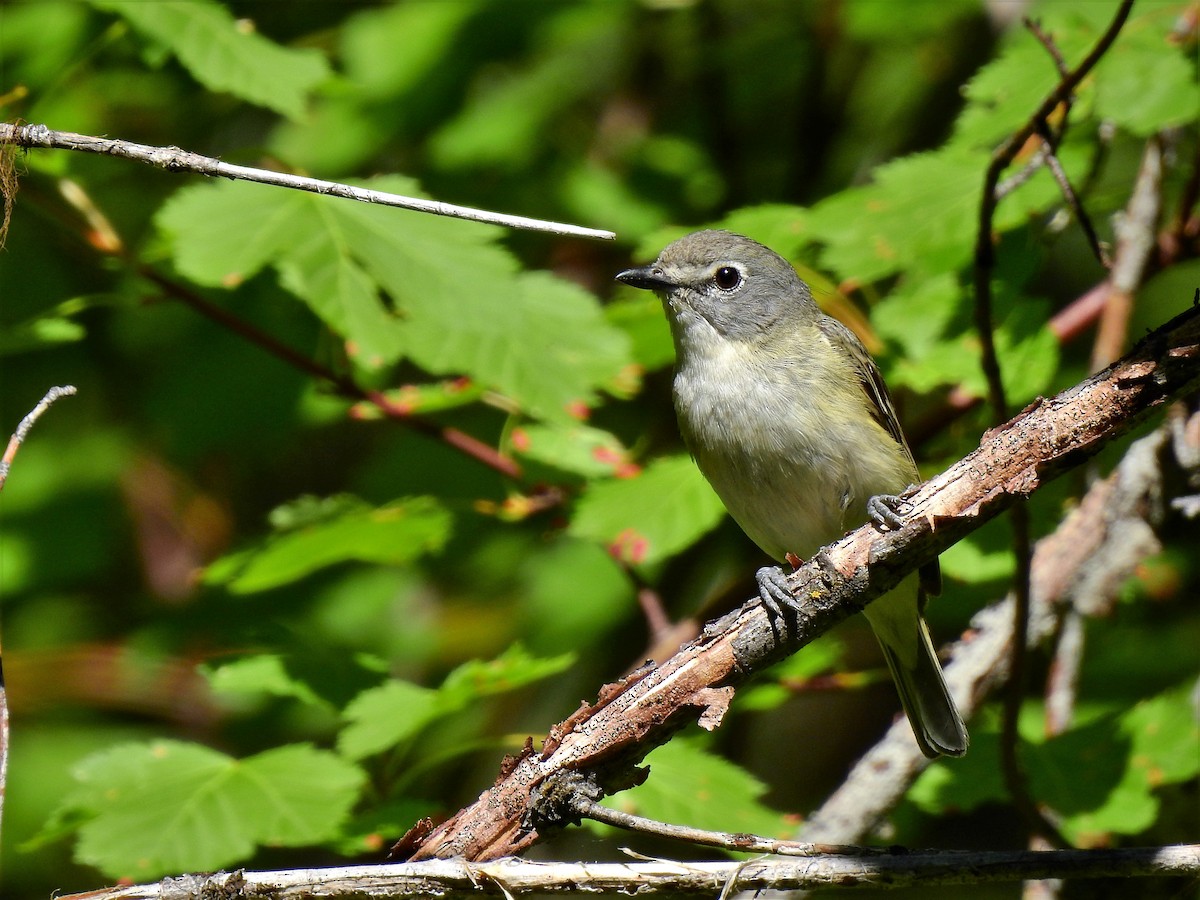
[0,385,77,490]
[0,123,616,241]
[1024,17,1070,78]
[573,789,886,857]
[1037,130,1111,269]
[0,384,77,845]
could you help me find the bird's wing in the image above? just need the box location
[817,316,942,596]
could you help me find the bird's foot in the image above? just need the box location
[867,492,913,531]
[755,565,799,626]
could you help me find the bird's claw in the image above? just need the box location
[755,565,798,622]
[867,492,912,531]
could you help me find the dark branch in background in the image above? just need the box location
[136,267,524,481]
[1092,137,1164,371]
[972,0,1133,846]
[0,385,78,850]
[0,124,615,241]
[799,401,1200,845]
[51,845,1200,900]
[393,304,1200,862]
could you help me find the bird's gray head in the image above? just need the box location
[616,230,818,345]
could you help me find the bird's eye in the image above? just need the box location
[714,266,742,291]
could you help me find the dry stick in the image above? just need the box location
[972,0,1133,846]
[56,846,1200,900]
[0,385,77,489]
[0,385,77,849]
[0,123,616,241]
[1092,137,1164,371]
[800,403,1198,845]
[397,303,1200,863]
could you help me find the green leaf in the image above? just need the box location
[939,534,1015,584]
[606,292,676,372]
[1092,6,1200,137]
[873,274,965,361]
[206,495,452,593]
[156,178,631,420]
[202,654,329,710]
[1053,682,1200,843]
[0,315,86,354]
[569,454,728,567]
[601,738,790,841]
[89,0,330,120]
[67,740,363,879]
[438,642,575,707]
[338,644,574,760]
[809,147,984,281]
[338,680,441,760]
[517,537,633,650]
[393,269,632,422]
[511,423,636,479]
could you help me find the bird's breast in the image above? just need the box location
[672,340,912,561]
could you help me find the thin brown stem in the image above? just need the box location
[1037,131,1111,269]
[137,267,523,481]
[973,0,1133,848]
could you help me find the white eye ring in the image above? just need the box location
[714,266,742,291]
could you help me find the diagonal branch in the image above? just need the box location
[398,301,1200,862]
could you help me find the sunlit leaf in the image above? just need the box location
[89,0,330,119]
[68,741,363,879]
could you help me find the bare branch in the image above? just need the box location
[0,123,616,241]
[54,845,1200,900]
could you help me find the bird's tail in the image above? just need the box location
[864,582,968,758]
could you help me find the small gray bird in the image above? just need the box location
[617,230,968,758]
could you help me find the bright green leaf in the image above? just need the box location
[338,680,441,760]
[511,423,636,479]
[939,535,1015,584]
[156,178,630,419]
[207,495,452,593]
[202,654,328,710]
[601,738,790,841]
[809,147,985,281]
[89,0,330,120]
[68,740,363,879]
[439,643,575,707]
[569,454,728,567]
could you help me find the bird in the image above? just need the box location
[616,229,968,758]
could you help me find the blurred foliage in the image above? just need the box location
[0,0,1197,895]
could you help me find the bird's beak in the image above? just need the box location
[616,265,675,291]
